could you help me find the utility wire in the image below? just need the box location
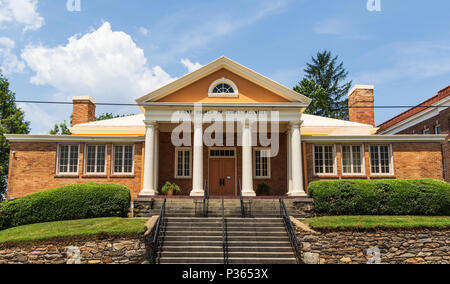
[14,100,450,109]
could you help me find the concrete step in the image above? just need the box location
[160,246,294,253]
[161,240,292,247]
[165,226,285,232]
[158,257,297,264]
[161,235,289,242]
[159,251,295,258]
[163,231,288,237]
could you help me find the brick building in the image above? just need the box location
[5,57,447,200]
[377,86,450,181]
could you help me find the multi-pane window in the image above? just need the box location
[210,149,235,157]
[370,145,393,175]
[175,148,191,178]
[113,145,134,174]
[58,144,79,174]
[254,149,270,178]
[341,145,364,175]
[314,145,335,175]
[212,83,235,94]
[85,145,106,174]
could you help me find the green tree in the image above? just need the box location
[49,121,71,135]
[0,73,30,200]
[95,113,127,121]
[294,50,352,119]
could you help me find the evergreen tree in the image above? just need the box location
[0,73,30,200]
[294,50,352,119]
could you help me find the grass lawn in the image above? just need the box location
[304,216,450,230]
[0,218,147,246]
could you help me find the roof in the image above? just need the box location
[377,85,450,133]
[135,56,312,106]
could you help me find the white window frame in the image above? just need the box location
[56,144,80,175]
[253,148,271,179]
[112,144,135,175]
[369,144,394,176]
[84,144,107,175]
[423,128,430,135]
[435,124,441,134]
[208,78,239,97]
[340,144,366,176]
[313,144,337,176]
[174,147,192,179]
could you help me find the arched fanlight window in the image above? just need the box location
[208,78,239,97]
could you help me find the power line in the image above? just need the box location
[14,100,450,109]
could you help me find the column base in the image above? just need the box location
[242,191,256,197]
[190,190,205,197]
[139,189,158,197]
[288,191,308,197]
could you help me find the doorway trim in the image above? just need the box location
[207,147,237,196]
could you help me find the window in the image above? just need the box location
[435,125,441,134]
[85,145,107,174]
[213,83,234,94]
[254,148,271,179]
[208,78,238,97]
[370,145,393,175]
[57,144,79,174]
[113,145,134,174]
[175,148,192,178]
[210,149,235,157]
[313,145,336,175]
[341,145,364,175]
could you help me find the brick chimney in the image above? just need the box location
[72,96,96,126]
[348,85,375,126]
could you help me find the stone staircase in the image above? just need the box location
[134,198,314,218]
[156,217,297,264]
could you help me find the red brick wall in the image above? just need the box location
[7,142,143,200]
[72,100,96,126]
[304,142,443,187]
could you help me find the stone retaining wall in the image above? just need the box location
[296,227,449,264]
[0,237,148,264]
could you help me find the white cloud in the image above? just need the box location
[0,0,44,31]
[181,58,203,73]
[138,27,149,36]
[313,17,371,40]
[0,37,25,74]
[21,22,175,102]
[16,103,56,133]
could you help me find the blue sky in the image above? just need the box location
[1,0,450,133]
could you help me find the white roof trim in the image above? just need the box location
[5,134,145,143]
[348,85,374,96]
[143,102,309,109]
[302,135,447,143]
[378,96,450,134]
[135,56,312,105]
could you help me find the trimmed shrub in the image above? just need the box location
[256,183,271,196]
[308,179,450,216]
[0,183,131,230]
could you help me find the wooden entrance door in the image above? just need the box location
[209,158,236,196]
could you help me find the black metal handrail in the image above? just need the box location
[279,199,302,264]
[238,179,245,218]
[222,198,229,264]
[150,198,167,264]
[203,179,209,217]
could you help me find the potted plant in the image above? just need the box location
[161,182,181,196]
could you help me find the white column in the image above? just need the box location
[153,126,159,192]
[190,121,204,196]
[242,121,256,196]
[289,122,307,197]
[287,127,293,195]
[140,122,157,196]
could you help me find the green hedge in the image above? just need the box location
[0,183,131,230]
[308,179,450,216]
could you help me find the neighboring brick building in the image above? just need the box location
[378,85,450,181]
[5,57,447,200]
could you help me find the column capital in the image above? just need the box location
[289,121,303,128]
[144,120,158,127]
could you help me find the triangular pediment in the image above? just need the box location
[135,56,311,105]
